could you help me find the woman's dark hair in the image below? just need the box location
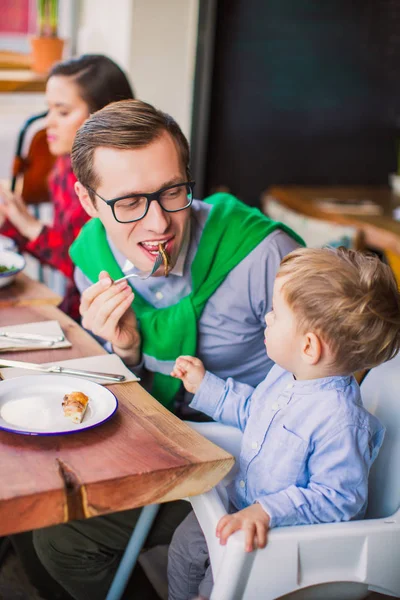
[48,54,134,112]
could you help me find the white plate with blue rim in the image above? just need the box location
[0,375,118,435]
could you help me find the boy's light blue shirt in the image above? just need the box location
[191,364,385,528]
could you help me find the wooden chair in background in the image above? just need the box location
[8,112,66,295]
[10,111,55,204]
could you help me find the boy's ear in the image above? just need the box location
[74,182,98,218]
[302,332,322,365]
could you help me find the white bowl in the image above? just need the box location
[0,234,17,252]
[0,250,26,288]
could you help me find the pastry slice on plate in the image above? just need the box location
[62,391,89,424]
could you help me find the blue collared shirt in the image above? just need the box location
[191,364,385,528]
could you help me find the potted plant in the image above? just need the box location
[30,0,64,75]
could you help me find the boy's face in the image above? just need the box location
[264,276,304,373]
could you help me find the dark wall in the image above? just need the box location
[202,0,400,206]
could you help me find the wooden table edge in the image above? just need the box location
[0,379,235,536]
[0,452,234,536]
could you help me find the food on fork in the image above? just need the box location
[62,391,89,424]
[158,243,170,277]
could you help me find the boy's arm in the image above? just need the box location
[190,371,257,431]
[256,424,385,528]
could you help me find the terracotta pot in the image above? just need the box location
[30,37,64,75]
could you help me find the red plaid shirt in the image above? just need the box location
[1,156,89,320]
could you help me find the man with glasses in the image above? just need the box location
[33,99,302,599]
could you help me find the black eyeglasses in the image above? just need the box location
[86,181,195,223]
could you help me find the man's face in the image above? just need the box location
[77,132,191,274]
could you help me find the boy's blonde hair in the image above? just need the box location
[278,247,400,374]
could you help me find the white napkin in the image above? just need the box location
[0,321,71,352]
[0,353,140,385]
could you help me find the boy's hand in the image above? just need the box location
[170,355,206,394]
[216,503,270,553]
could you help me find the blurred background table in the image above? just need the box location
[263,186,400,280]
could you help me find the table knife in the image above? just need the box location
[0,359,125,382]
[0,331,65,345]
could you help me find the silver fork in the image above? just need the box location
[114,252,163,284]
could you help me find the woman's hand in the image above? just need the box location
[216,504,270,553]
[80,271,141,365]
[0,186,42,240]
[170,355,206,394]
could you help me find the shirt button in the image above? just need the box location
[271,402,279,410]
[239,480,245,488]
[251,442,258,450]
[286,383,294,390]
[155,291,164,300]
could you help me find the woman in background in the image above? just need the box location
[0,54,134,320]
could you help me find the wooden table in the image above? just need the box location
[0,304,234,537]
[0,273,62,308]
[263,186,400,255]
[0,304,102,363]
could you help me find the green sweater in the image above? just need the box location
[70,193,303,409]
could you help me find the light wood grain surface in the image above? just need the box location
[0,69,46,92]
[0,51,32,70]
[0,274,62,308]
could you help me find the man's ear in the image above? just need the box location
[302,332,322,365]
[74,182,98,218]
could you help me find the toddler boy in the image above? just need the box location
[167,247,400,600]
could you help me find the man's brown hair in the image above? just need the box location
[71,99,190,193]
[277,247,400,374]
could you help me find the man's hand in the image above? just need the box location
[80,271,141,365]
[216,503,270,553]
[170,355,206,394]
[0,187,42,240]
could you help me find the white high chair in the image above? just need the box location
[189,353,400,600]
